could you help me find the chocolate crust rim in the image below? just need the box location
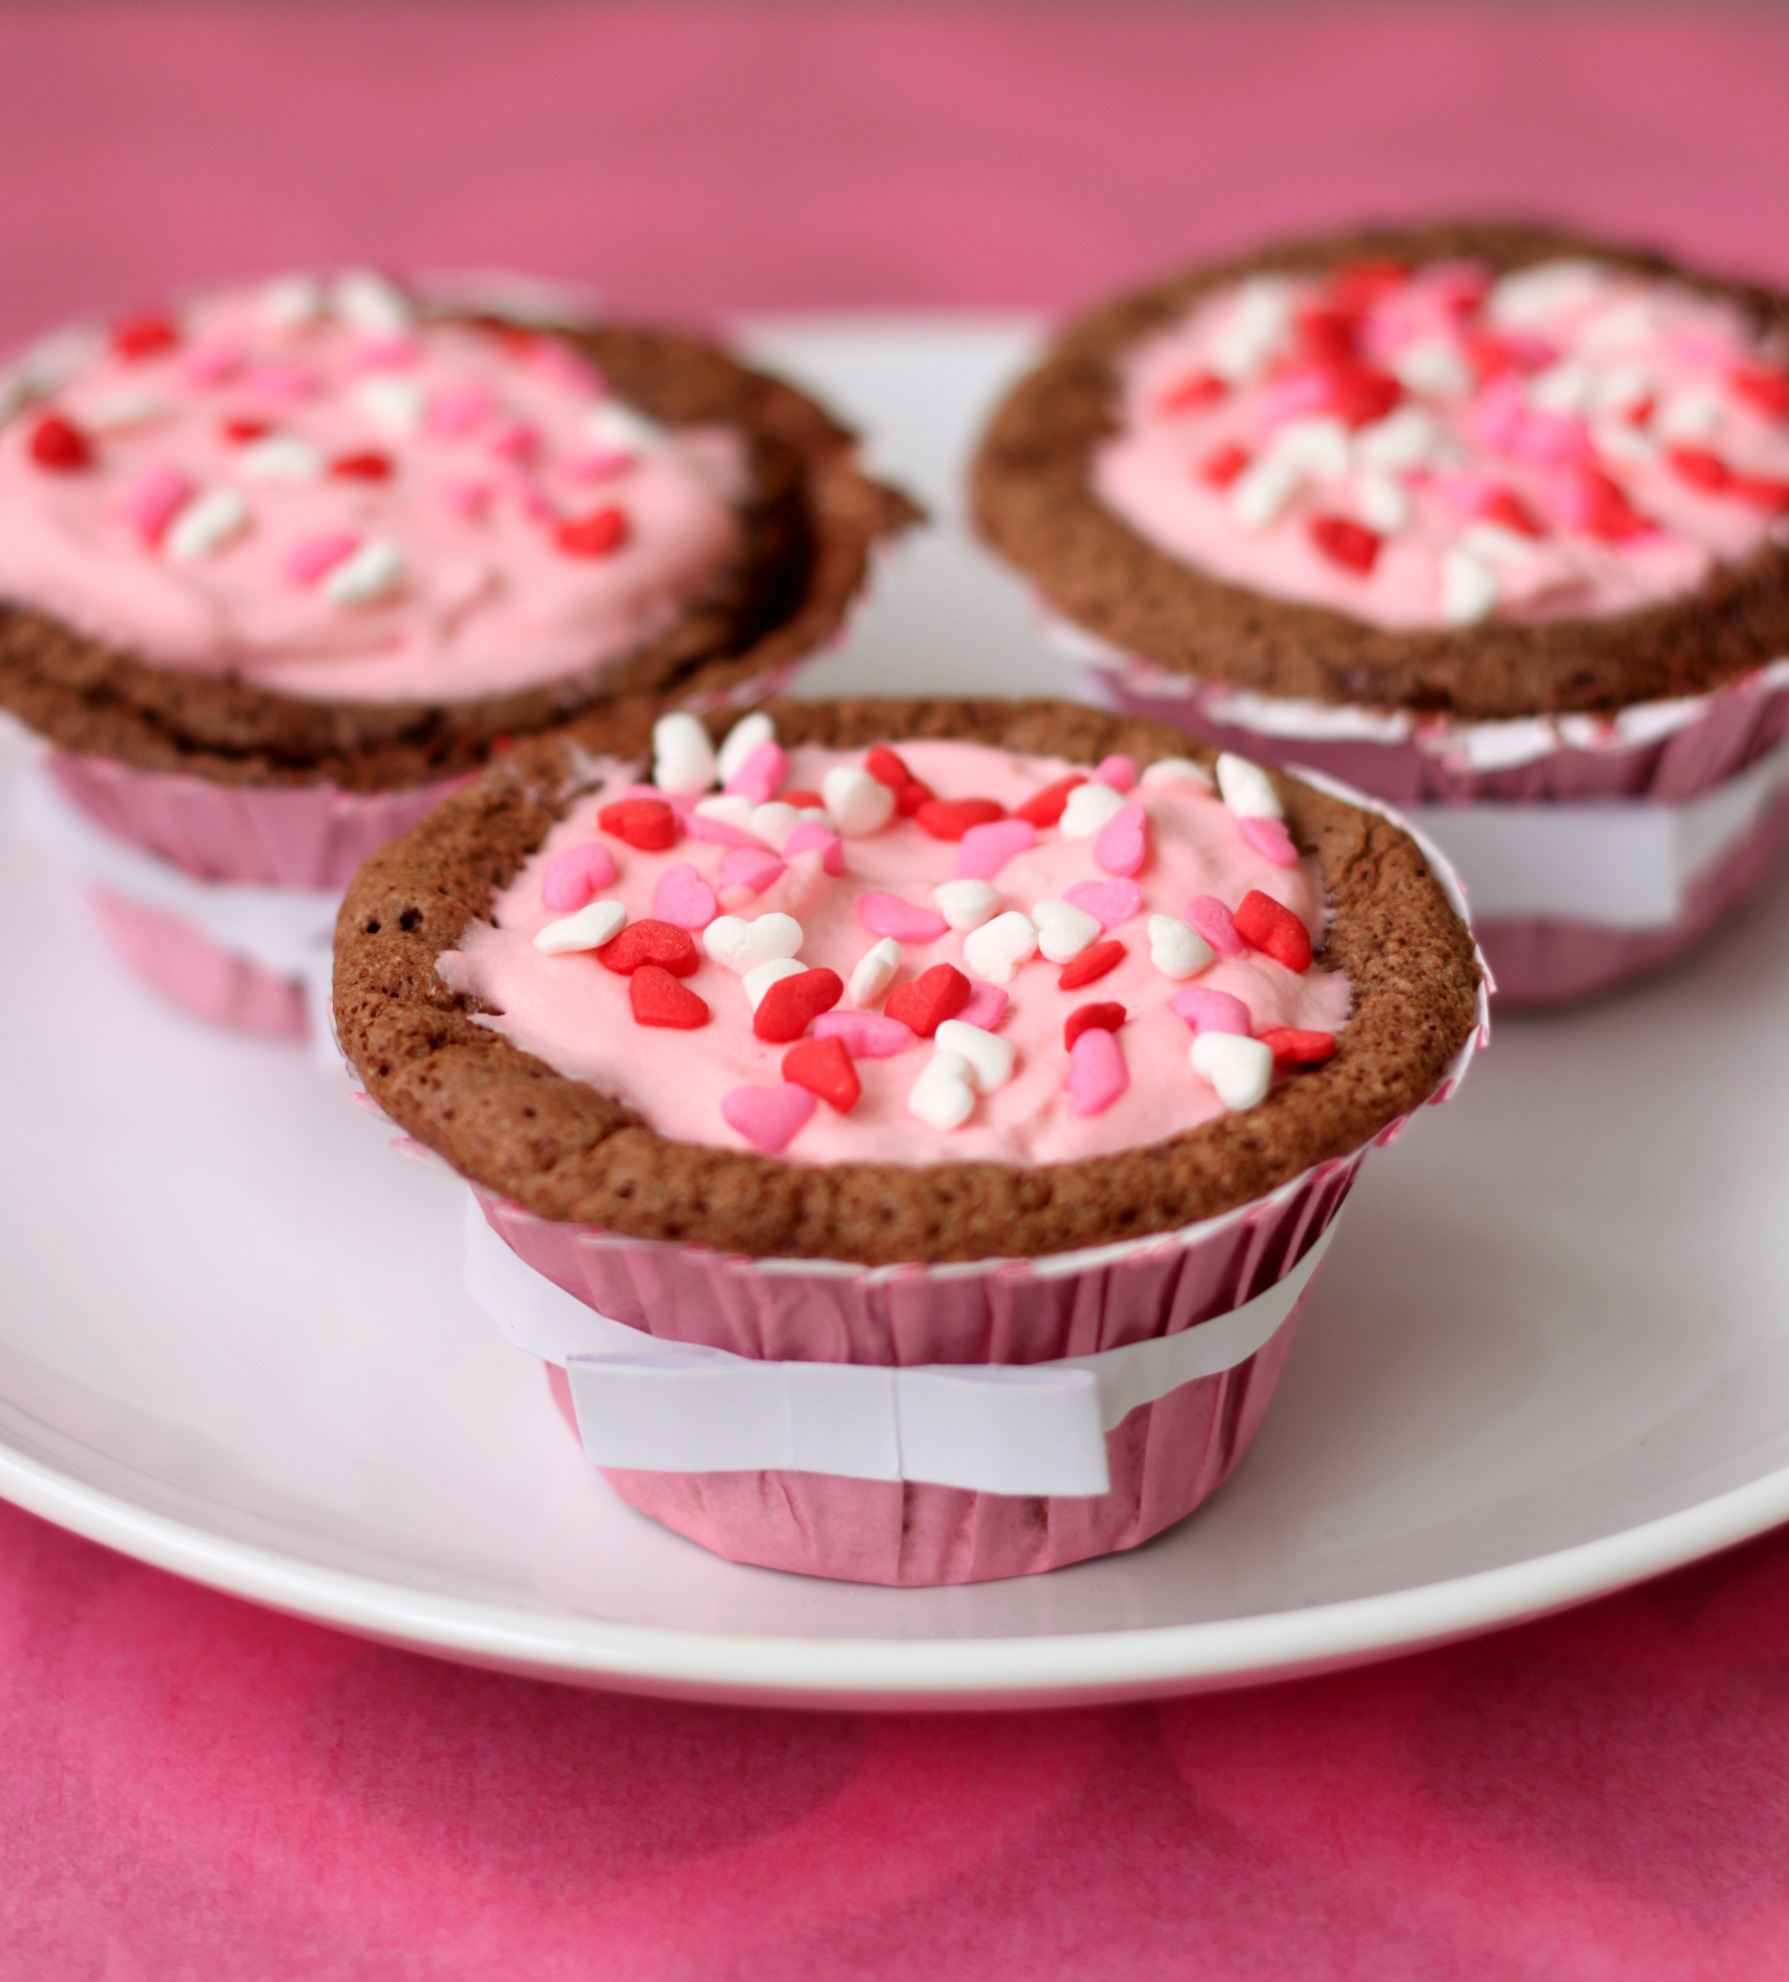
[334,695,1482,1267]
[0,311,920,793]
[971,217,1789,724]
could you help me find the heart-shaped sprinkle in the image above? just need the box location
[1186,895,1248,957]
[1215,753,1283,821]
[1030,898,1101,964]
[716,711,776,784]
[283,529,357,586]
[1093,802,1147,877]
[864,746,913,790]
[166,487,251,563]
[932,879,1002,931]
[749,801,809,852]
[956,981,1010,1031]
[1171,985,1252,1036]
[782,1034,861,1112]
[1063,1002,1125,1049]
[541,841,618,913]
[1063,878,1141,929]
[598,796,677,851]
[1066,1027,1128,1117]
[908,1052,976,1130]
[1147,914,1215,980]
[125,466,195,548]
[856,891,948,944]
[717,847,785,895]
[1190,1032,1274,1111]
[957,818,1036,881]
[651,712,717,796]
[915,797,1005,842]
[742,956,806,1010]
[720,1082,816,1153]
[885,963,972,1037]
[1058,940,1124,990]
[753,966,844,1043]
[1092,754,1137,792]
[28,413,92,471]
[630,965,710,1029]
[1141,757,1215,793]
[1258,1026,1337,1069]
[534,899,627,954]
[1015,775,1085,827]
[823,765,897,838]
[1235,890,1313,972]
[1060,782,1127,840]
[689,796,760,849]
[962,910,1038,985]
[848,937,902,1005]
[598,918,699,977]
[815,1010,914,1057]
[933,1018,1015,1094]
[652,863,718,931]
[703,912,804,974]
[1240,817,1299,868]
[724,739,788,805]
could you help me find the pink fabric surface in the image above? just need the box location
[8,5,1789,1972]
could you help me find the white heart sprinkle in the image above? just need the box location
[1460,522,1538,564]
[1355,472,1410,534]
[962,909,1037,985]
[333,269,414,336]
[1059,782,1127,840]
[164,488,250,563]
[749,801,803,852]
[932,879,1002,932]
[908,1051,976,1131]
[355,375,427,437]
[1140,757,1214,793]
[742,956,807,1011]
[534,899,626,954]
[934,1020,1015,1095]
[1215,752,1282,821]
[262,274,325,328]
[1527,361,1594,417]
[1209,276,1294,382]
[588,401,666,455]
[322,539,404,607]
[1486,260,1607,329]
[1228,454,1302,530]
[694,794,755,832]
[239,435,325,483]
[716,711,775,785]
[651,711,717,796]
[1440,548,1500,626]
[1190,1032,1274,1111]
[1268,417,1349,480]
[704,912,804,974]
[84,389,172,432]
[1030,898,1101,964]
[1390,339,1473,399]
[849,938,901,1006]
[822,765,895,838]
[1148,914,1215,981]
[1354,406,1444,473]
[1655,391,1722,442]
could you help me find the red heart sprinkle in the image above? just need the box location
[884,963,972,1038]
[781,1034,861,1112]
[1063,1001,1126,1049]
[1200,443,1251,489]
[28,414,91,471]
[1234,891,1313,973]
[1733,475,1789,512]
[597,797,677,850]
[330,450,392,481]
[1325,365,1402,430]
[1294,305,1360,367]
[112,314,179,360]
[754,966,844,1044]
[223,417,272,445]
[1331,260,1408,310]
[1157,370,1227,416]
[1057,940,1124,990]
[1730,366,1789,419]
[1666,447,1733,494]
[1480,488,1545,537]
[894,778,935,817]
[1258,1026,1336,1069]
[597,919,700,977]
[555,506,629,558]
[1017,775,1087,828]
[1574,469,1652,543]
[864,746,913,791]
[781,789,825,809]
[915,797,1006,842]
[630,964,710,1028]
[1308,514,1381,574]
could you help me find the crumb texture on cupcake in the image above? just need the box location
[336,698,1481,1263]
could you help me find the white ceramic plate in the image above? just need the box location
[5,319,1789,1710]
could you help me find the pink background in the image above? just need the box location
[8,5,1789,1973]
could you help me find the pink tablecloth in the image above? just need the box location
[7,6,1789,1974]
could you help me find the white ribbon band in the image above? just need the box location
[463,1198,1332,1497]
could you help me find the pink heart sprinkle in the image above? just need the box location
[687,813,762,850]
[1063,878,1142,929]
[1186,895,1247,957]
[180,336,244,388]
[426,382,495,438]
[724,740,787,805]
[1092,754,1137,793]
[1170,986,1252,1036]
[1509,409,1591,467]
[442,479,494,519]
[284,531,359,587]
[652,862,718,930]
[123,466,193,547]
[1094,803,1147,878]
[814,1011,915,1058]
[784,821,845,876]
[720,1082,816,1154]
[490,421,540,463]
[857,891,948,944]
[505,473,554,524]
[718,848,785,895]
[957,982,1009,1031]
[563,446,634,483]
[541,841,617,913]
[956,818,1036,881]
[1468,376,1526,455]
[348,336,419,375]
[1066,1027,1128,1118]
[1239,817,1298,868]
[532,340,604,393]
[238,363,316,404]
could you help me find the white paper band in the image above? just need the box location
[463,1197,1333,1497]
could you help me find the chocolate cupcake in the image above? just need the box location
[336,696,1484,1585]
[973,221,1789,1003]
[0,271,913,1037]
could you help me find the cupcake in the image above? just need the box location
[335,696,1485,1586]
[0,271,914,1039]
[973,221,1789,1004]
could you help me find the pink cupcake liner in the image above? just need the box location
[88,888,310,1038]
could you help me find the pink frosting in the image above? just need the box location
[1094,257,1789,628]
[0,278,747,702]
[439,737,1352,1167]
